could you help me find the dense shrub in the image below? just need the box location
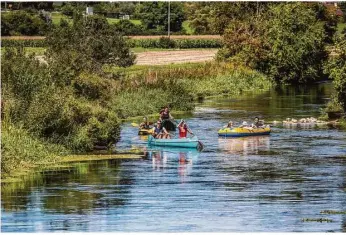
[113,19,144,35]
[219,3,328,84]
[2,47,121,152]
[324,33,346,112]
[128,38,222,49]
[1,10,49,36]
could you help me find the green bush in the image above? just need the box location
[2,47,121,152]
[1,10,49,36]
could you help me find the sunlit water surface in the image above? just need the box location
[2,82,346,232]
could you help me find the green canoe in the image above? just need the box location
[148,135,200,148]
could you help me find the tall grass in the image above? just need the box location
[1,122,68,177]
[108,62,271,118]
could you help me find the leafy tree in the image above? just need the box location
[118,2,137,15]
[60,2,86,16]
[137,2,185,32]
[340,2,346,22]
[219,3,328,84]
[46,14,135,81]
[113,19,143,35]
[184,2,213,34]
[324,31,346,112]
[1,10,47,36]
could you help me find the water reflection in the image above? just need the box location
[218,136,270,155]
[1,160,133,215]
[145,147,200,182]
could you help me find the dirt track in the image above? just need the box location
[135,49,218,65]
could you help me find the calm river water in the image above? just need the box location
[2,82,346,232]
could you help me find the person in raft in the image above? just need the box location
[177,120,194,138]
[223,120,233,128]
[159,106,174,121]
[139,116,152,129]
[152,120,171,139]
[251,117,265,128]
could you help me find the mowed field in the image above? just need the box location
[135,49,218,65]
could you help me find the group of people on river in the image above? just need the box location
[139,107,269,139]
[140,106,194,139]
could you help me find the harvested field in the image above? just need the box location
[135,49,218,65]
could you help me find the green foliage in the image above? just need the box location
[113,19,144,35]
[60,2,85,16]
[2,38,222,49]
[324,33,346,112]
[184,3,213,34]
[1,122,67,176]
[137,2,185,32]
[2,47,121,153]
[263,3,328,83]
[219,3,328,84]
[128,38,222,49]
[1,10,49,36]
[46,14,135,76]
[186,2,269,35]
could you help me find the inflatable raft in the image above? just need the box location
[218,126,271,137]
[148,135,200,148]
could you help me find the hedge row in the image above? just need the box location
[128,38,223,49]
[1,38,222,49]
[1,39,46,47]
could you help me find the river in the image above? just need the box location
[2,82,346,232]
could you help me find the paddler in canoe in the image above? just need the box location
[159,106,177,131]
[152,120,171,139]
[139,116,152,129]
[138,117,154,135]
[177,119,194,138]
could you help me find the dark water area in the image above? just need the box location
[2,82,346,232]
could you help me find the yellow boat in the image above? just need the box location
[218,126,271,137]
[138,128,154,135]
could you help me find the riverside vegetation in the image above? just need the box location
[2,2,346,178]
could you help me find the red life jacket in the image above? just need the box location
[179,125,187,138]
